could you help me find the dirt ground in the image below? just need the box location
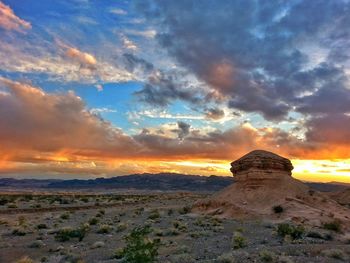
[0,192,349,263]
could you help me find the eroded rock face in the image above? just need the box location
[231,150,293,179]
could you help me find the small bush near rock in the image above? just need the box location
[323,220,342,233]
[232,232,247,249]
[273,205,284,214]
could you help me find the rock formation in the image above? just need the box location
[193,150,350,228]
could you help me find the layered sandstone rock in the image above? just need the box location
[193,150,350,228]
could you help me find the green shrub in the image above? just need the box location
[232,232,246,249]
[277,223,304,240]
[55,225,87,242]
[323,220,341,232]
[273,205,284,214]
[119,225,160,263]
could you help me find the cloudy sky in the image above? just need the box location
[0,0,350,182]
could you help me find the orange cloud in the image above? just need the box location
[1,77,350,180]
[0,1,31,32]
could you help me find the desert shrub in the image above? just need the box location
[172,220,187,231]
[60,213,70,220]
[116,222,128,232]
[273,205,284,214]
[321,248,347,260]
[16,256,33,263]
[97,224,112,234]
[88,217,99,225]
[216,253,235,263]
[232,232,247,249]
[119,225,160,263]
[277,223,304,240]
[18,216,26,226]
[167,209,174,216]
[12,228,26,236]
[28,240,44,248]
[148,209,160,220]
[259,249,276,262]
[178,205,191,215]
[55,225,87,242]
[80,197,89,203]
[36,223,48,229]
[323,220,341,232]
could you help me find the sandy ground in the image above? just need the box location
[0,192,349,263]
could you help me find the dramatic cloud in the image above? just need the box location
[137,0,350,121]
[0,1,31,32]
[123,53,204,106]
[0,77,138,162]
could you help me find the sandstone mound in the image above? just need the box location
[193,150,350,227]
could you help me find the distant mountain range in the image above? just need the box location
[0,173,348,192]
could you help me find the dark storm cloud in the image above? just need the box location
[136,0,350,121]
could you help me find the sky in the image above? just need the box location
[0,0,350,182]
